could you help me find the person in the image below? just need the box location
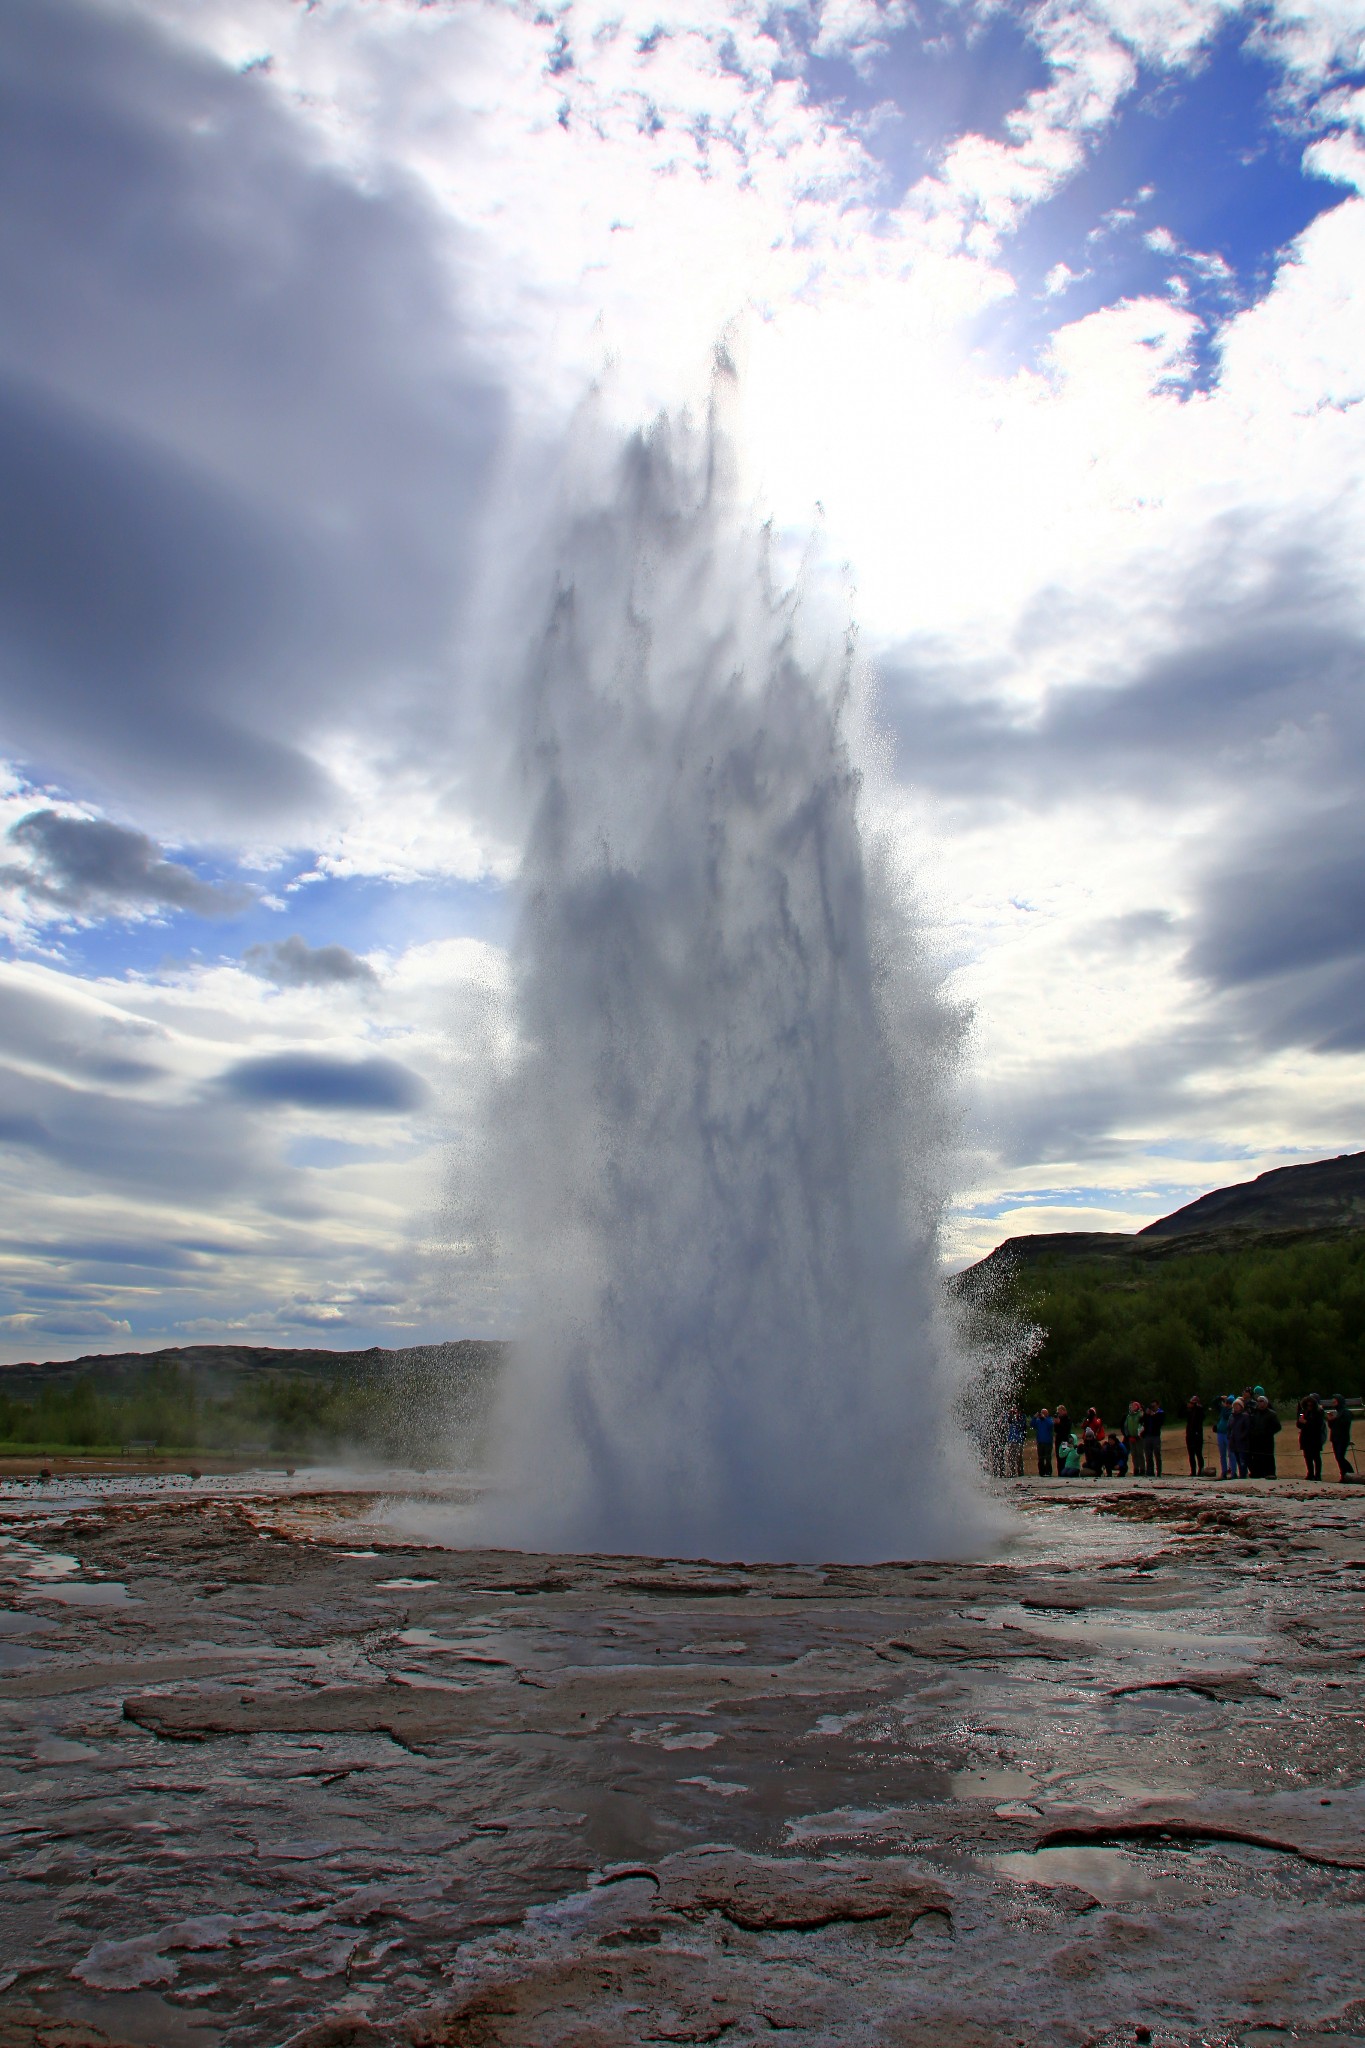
[1053,1404,1072,1456]
[1082,1423,1104,1477]
[1102,1433,1127,1477]
[1297,1394,1325,1481]
[1185,1394,1205,1477]
[1141,1400,1164,1477]
[1248,1395,1281,1479]
[1214,1395,1234,1479]
[1084,1406,1106,1441]
[1327,1396,1354,1483]
[1123,1400,1144,1475]
[1059,1436,1082,1476]
[1228,1397,1250,1479]
[1005,1405,1027,1479]
[1030,1407,1055,1478]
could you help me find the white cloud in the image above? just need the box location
[5,0,1365,1322]
[811,0,914,63]
[0,934,508,1361]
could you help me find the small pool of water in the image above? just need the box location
[988,1845,1201,1902]
[949,1767,1038,1801]
[28,1581,136,1606]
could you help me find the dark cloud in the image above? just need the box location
[881,525,1365,809]
[243,935,378,988]
[0,0,504,832]
[0,1066,273,1203]
[1,1308,129,1340]
[1183,802,1365,1054]
[882,519,1365,1068]
[1186,802,1365,989]
[970,1023,1242,1170]
[3,809,250,918]
[16,1239,210,1273]
[221,1052,427,1113]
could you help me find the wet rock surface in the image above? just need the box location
[1,1478,1362,2046]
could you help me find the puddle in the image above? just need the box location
[949,1768,1037,1801]
[15,1548,82,1580]
[0,1641,54,1671]
[812,1710,864,1735]
[33,1737,100,1762]
[26,1581,136,1606]
[994,1601,1264,1659]
[0,1609,55,1634]
[989,1846,1200,1902]
[39,1989,222,2048]
[627,1722,719,1751]
[377,1578,438,1589]
[787,1806,904,1842]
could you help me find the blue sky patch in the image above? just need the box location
[981,20,1359,382]
[799,4,1052,204]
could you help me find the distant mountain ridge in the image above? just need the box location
[971,1149,1365,1276]
[0,1337,506,1397]
[1138,1151,1365,1238]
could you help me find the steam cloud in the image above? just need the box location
[474,396,997,1563]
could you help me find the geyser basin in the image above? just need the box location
[2,1475,1360,2047]
[479,395,995,1563]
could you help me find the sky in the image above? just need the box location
[2,0,1364,1361]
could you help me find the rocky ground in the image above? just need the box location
[1,1474,1362,2048]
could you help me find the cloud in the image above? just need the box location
[3,809,251,918]
[3,0,1363,1310]
[0,0,503,841]
[0,882,512,1364]
[878,519,1365,809]
[243,935,378,989]
[220,1052,427,1113]
[0,975,167,1090]
[0,1309,132,1342]
[1188,802,1365,990]
[1181,800,1365,1053]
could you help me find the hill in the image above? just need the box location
[962,1153,1365,1419]
[1139,1150,1365,1239]
[971,1151,1365,1280]
[0,1338,507,1460]
[0,1342,387,1400]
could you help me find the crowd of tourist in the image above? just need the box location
[998,1390,1357,1483]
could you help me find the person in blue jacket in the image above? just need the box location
[1030,1407,1055,1477]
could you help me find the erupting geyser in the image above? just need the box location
[478,390,994,1563]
